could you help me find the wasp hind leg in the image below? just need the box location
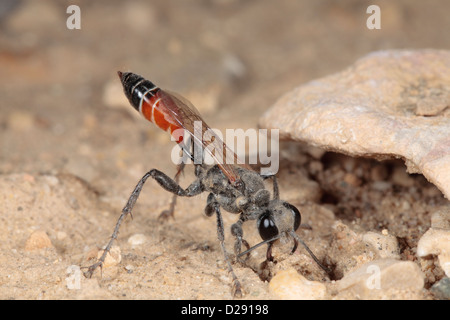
[158,162,186,221]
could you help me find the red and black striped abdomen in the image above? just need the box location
[118,71,184,143]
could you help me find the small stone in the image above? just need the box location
[25,230,53,251]
[65,265,82,290]
[430,277,450,300]
[336,259,424,299]
[98,246,121,268]
[363,231,400,259]
[128,233,148,246]
[269,268,327,300]
[329,221,378,278]
[125,265,134,273]
[56,231,67,240]
[417,228,450,277]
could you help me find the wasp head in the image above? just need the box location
[239,200,330,274]
[257,200,301,242]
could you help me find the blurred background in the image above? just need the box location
[2,0,450,192]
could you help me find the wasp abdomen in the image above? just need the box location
[118,71,184,143]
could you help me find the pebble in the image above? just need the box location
[269,269,327,300]
[329,221,378,277]
[128,233,148,246]
[336,259,424,299]
[430,277,450,300]
[25,230,53,251]
[431,206,450,229]
[97,246,122,268]
[417,228,450,277]
[56,231,67,240]
[65,265,82,290]
[125,265,134,273]
[363,231,400,259]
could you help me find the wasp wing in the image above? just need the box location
[159,89,251,184]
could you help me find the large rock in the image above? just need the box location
[260,50,450,199]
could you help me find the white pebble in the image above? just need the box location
[25,230,53,251]
[128,233,148,246]
[269,269,327,300]
[363,231,400,259]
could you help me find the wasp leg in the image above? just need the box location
[230,218,250,265]
[84,168,203,278]
[266,241,275,262]
[206,193,243,298]
[150,168,204,197]
[204,193,216,217]
[84,170,153,278]
[158,162,186,221]
[291,237,299,255]
[262,174,279,200]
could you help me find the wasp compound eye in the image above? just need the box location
[258,212,279,241]
[283,202,301,232]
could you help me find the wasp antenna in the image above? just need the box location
[237,234,281,259]
[290,231,331,274]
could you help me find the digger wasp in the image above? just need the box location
[84,72,329,297]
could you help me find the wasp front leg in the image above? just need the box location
[262,174,279,200]
[205,193,243,298]
[230,218,250,264]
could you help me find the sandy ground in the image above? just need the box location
[0,0,449,300]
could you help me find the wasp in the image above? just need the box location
[85,72,329,297]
